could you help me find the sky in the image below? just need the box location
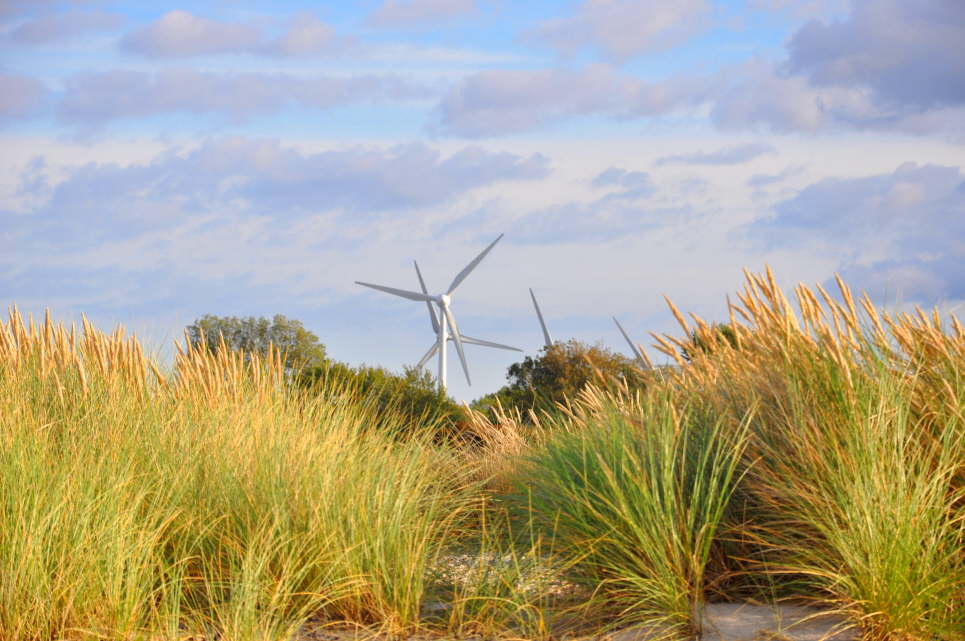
[1,0,964,401]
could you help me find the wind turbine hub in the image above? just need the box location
[439,294,451,307]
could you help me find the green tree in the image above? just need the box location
[298,362,466,433]
[186,314,327,371]
[472,339,645,418]
[680,323,739,362]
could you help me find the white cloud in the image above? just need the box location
[435,64,711,136]
[592,166,653,191]
[367,0,476,27]
[0,73,46,121]
[656,142,776,166]
[747,165,805,188]
[8,9,123,43]
[270,12,343,56]
[120,9,351,58]
[433,52,965,139]
[10,137,550,243]
[5,132,959,399]
[120,10,260,57]
[760,162,965,302]
[432,1,965,139]
[530,0,710,61]
[785,0,965,110]
[58,70,432,124]
[749,0,849,19]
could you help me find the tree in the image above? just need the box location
[472,339,645,418]
[680,323,739,362]
[186,314,327,371]
[297,362,466,433]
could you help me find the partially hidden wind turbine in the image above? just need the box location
[355,234,520,391]
[613,316,650,367]
[529,288,554,349]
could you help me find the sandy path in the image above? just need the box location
[297,603,857,641]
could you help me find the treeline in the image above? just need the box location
[185,315,664,428]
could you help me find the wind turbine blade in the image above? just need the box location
[356,281,431,302]
[530,288,554,348]
[613,316,645,361]
[416,343,439,370]
[460,335,523,352]
[447,233,504,295]
[413,261,439,333]
[442,306,471,386]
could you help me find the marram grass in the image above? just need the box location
[0,308,476,640]
[2,265,965,641]
[505,386,751,638]
[652,269,965,641]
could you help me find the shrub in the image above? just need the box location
[472,340,645,420]
[298,362,466,435]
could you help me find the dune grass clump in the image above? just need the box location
[504,386,751,638]
[0,308,475,640]
[652,269,965,641]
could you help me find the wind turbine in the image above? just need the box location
[412,259,521,373]
[529,288,554,349]
[355,234,520,391]
[613,316,649,367]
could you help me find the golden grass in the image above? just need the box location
[0,306,476,640]
[2,266,963,641]
[649,268,965,641]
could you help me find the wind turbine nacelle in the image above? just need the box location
[439,294,452,307]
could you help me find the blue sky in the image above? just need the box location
[2,0,964,400]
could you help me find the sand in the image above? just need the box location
[296,603,857,641]
[603,604,856,641]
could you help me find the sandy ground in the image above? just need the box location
[296,603,857,641]
[604,604,856,641]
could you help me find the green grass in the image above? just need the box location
[0,322,476,639]
[507,388,750,638]
[735,361,965,641]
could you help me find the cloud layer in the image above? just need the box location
[435,64,711,136]
[786,0,965,110]
[120,10,350,57]
[763,162,965,301]
[656,143,776,166]
[8,9,123,44]
[436,1,965,138]
[58,70,431,124]
[4,1,963,140]
[10,137,550,243]
[368,0,476,27]
[531,0,709,61]
[0,73,47,121]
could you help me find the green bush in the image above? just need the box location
[298,362,466,434]
[472,340,645,420]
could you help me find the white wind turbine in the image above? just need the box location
[529,288,554,349]
[613,316,650,367]
[356,234,520,391]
